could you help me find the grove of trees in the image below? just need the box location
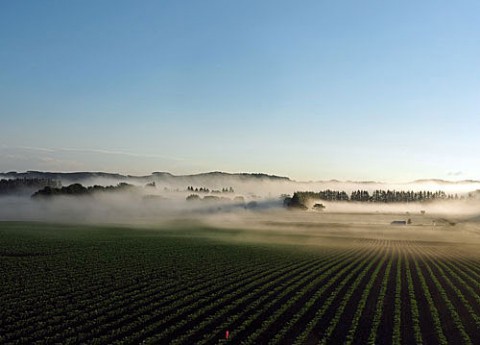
[186,186,234,194]
[32,183,134,197]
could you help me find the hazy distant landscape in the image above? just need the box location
[2,170,480,224]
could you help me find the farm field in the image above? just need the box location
[1,217,480,344]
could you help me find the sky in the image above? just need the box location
[1,0,479,182]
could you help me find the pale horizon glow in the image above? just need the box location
[1,1,479,182]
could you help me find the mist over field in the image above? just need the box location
[2,171,480,243]
[4,174,479,341]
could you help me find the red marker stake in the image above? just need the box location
[225,330,230,340]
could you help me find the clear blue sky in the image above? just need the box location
[1,0,479,181]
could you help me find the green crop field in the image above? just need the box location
[1,221,480,344]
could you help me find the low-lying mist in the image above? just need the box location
[2,176,480,248]
[0,191,283,224]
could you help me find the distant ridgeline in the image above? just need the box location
[32,183,134,198]
[2,171,290,183]
[286,189,460,209]
[0,178,61,195]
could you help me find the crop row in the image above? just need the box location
[3,227,480,345]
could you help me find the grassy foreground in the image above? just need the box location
[1,221,480,344]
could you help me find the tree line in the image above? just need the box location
[32,183,134,197]
[350,189,455,203]
[286,189,460,209]
[0,178,61,195]
[186,186,235,193]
